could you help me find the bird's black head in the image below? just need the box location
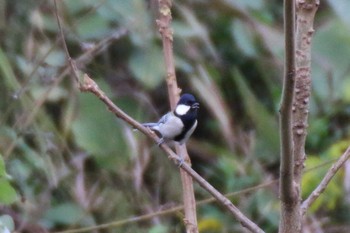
[178,93,197,105]
[173,93,199,143]
[175,93,199,117]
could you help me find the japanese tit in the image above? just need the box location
[142,93,199,145]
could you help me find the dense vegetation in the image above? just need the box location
[1,0,350,232]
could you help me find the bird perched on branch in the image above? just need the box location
[142,93,199,145]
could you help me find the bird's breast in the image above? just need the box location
[158,116,184,139]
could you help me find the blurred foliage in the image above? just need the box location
[0,0,350,232]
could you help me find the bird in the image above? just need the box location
[142,93,199,146]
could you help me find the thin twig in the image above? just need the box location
[53,0,80,83]
[301,145,350,215]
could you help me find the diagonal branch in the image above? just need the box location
[301,145,350,215]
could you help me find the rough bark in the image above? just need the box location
[279,1,319,232]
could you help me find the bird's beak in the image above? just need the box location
[192,102,200,109]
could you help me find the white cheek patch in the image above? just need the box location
[175,104,190,115]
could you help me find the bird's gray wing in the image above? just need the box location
[142,112,172,128]
[157,112,172,125]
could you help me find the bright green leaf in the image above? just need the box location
[302,140,348,213]
[312,21,350,100]
[0,48,21,91]
[0,154,17,205]
[198,217,223,232]
[0,155,6,178]
[0,179,18,205]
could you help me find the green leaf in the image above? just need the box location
[72,80,127,169]
[312,21,350,100]
[231,68,279,162]
[77,14,110,39]
[129,46,165,89]
[302,140,348,212]
[327,0,350,26]
[302,156,343,212]
[65,0,96,15]
[231,20,257,57]
[0,155,7,178]
[0,47,21,91]
[44,49,66,67]
[0,154,17,205]
[44,203,85,225]
[0,179,18,205]
[342,76,350,102]
[224,0,264,11]
[149,224,169,233]
[198,217,223,232]
[102,0,152,46]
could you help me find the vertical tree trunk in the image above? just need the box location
[279,0,298,232]
[293,0,320,182]
[279,0,319,232]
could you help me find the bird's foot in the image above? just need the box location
[177,157,185,168]
[157,138,165,147]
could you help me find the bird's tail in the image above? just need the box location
[142,122,158,128]
[133,122,157,131]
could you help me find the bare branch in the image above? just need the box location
[279,0,296,203]
[53,0,79,83]
[301,145,350,215]
[156,0,198,232]
[292,0,319,226]
[279,0,298,232]
[293,0,320,187]
[156,0,180,107]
